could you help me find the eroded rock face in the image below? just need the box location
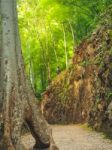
[42,62,94,124]
[41,39,94,124]
[41,7,112,133]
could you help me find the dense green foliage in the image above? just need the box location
[18,0,112,97]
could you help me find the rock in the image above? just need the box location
[41,7,112,135]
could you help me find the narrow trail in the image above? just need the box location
[22,125,112,150]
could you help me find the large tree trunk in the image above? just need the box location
[0,0,58,150]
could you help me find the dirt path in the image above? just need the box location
[22,125,112,150]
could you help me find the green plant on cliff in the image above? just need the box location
[80,59,91,67]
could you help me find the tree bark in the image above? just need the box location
[0,0,59,150]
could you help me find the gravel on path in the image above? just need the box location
[22,125,112,150]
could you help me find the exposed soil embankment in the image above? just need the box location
[42,53,94,124]
[41,7,112,133]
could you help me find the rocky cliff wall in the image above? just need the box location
[41,7,112,133]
